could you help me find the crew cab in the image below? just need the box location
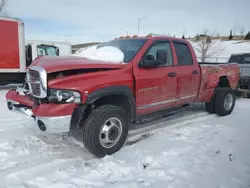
[5,35,239,158]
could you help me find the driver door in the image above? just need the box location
[133,40,177,115]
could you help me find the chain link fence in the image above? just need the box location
[197,56,229,63]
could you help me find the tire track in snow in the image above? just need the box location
[125,110,211,145]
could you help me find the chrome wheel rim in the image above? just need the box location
[99,117,123,148]
[224,93,233,111]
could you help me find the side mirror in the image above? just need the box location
[146,54,154,60]
[139,50,166,68]
[142,59,164,68]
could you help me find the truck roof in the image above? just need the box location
[25,40,71,45]
[0,16,24,24]
[230,53,250,56]
[115,34,187,43]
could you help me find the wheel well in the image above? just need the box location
[218,76,231,88]
[93,94,134,119]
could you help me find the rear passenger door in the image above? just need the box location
[172,41,200,105]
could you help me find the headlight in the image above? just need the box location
[48,89,81,104]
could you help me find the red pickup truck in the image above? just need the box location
[6,35,239,158]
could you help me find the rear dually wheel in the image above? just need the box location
[214,88,236,116]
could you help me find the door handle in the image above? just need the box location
[168,72,176,77]
[192,70,199,74]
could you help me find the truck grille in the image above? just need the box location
[29,70,40,81]
[26,67,47,98]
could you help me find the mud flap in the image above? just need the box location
[69,104,88,130]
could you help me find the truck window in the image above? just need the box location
[173,42,193,65]
[37,45,58,57]
[229,54,250,64]
[228,55,239,63]
[145,42,173,66]
[244,56,250,63]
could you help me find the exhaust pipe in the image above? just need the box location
[6,100,33,117]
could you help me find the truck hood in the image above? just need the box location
[30,56,126,73]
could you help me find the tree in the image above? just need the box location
[182,35,185,39]
[193,29,226,62]
[206,36,211,43]
[0,0,8,16]
[229,30,233,40]
[245,32,250,40]
[240,27,245,38]
[195,34,200,41]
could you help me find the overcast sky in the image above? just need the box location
[5,0,250,44]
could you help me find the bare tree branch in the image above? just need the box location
[193,29,226,62]
[233,23,239,36]
[0,0,8,15]
[240,27,245,38]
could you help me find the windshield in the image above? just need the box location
[37,45,58,56]
[97,38,148,62]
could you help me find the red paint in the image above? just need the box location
[32,103,77,117]
[31,56,125,73]
[6,90,34,107]
[0,19,20,69]
[6,36,239,118]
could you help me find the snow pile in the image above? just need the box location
[0,89,250,188]
[73,45,125,63]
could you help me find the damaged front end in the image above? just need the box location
[5,66,80,134]
[6,86,34,117]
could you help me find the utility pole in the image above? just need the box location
[64,35,71,42]
[137,16,147,35]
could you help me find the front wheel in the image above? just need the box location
[214,88,236,116]
[82,105,129,158]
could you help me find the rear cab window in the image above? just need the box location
[173,42,193,65]
[229,54,250,64]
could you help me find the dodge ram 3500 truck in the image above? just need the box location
[5,35,239,158]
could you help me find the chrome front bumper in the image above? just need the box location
[6,99,72,134]
[36,115,71,133]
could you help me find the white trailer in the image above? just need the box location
[25,40,72,61]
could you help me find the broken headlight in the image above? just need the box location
[48,89,81,104]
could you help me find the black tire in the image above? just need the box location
[205,95,216,114]
[82,105,129,158]
[214,88,236,116]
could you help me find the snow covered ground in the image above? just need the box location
[0,90,250,188]
[190,40,250,63]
